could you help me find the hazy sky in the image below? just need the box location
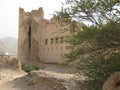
[0,0,65,39]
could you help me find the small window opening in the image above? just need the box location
[66,46,70,50]
[55,38,58,43]
[28,25,31,49]
[51,38,53,44]
[60,37,64,43]
[45,39,48,45]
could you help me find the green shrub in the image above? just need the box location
[22,65,39,72]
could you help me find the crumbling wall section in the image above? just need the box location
[38,16,71,63]
[18,8,40,64]
[18,8,31,64]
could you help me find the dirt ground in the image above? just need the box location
[0,58,84,90]
[0,70,78,90]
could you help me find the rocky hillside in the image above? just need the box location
[0,37,17,55]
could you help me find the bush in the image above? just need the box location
[22,65,39,72]
[78,53,120,90]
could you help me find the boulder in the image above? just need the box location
[103,72,120,90]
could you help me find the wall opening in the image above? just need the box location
[55,38,58,43]
[28,24,31,49]
[45,39,48,44]
[60,37,64,43]
[51,38,53,44]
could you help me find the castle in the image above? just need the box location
[18,7,82,64]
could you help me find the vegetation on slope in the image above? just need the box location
[55,0,120,90]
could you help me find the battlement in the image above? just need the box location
[19,7,44,23]
[31,7,44,19]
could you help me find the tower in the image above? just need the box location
[18,8,44,64]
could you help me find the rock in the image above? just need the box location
[103,72,120,90]
[0,70,86,90]
[0,57,21,70]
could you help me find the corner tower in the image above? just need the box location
[18,8,42,64]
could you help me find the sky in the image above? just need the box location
[0,0,65,39]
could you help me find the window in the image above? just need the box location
[28,25,31,49]
[55,38,58,43]
[51,38,53,44]
[66,46,71,50]
[60,37,64,43]
[45,39,48,44]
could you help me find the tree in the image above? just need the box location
[56,0,120,24]
[67,23,120,90]
[55,0,120,90]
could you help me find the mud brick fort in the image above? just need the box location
[18,7,82,64]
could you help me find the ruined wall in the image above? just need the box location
[38,18,71,63]
[18,7,82,64]
[18,8,40,64]
[18,8,30,63]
